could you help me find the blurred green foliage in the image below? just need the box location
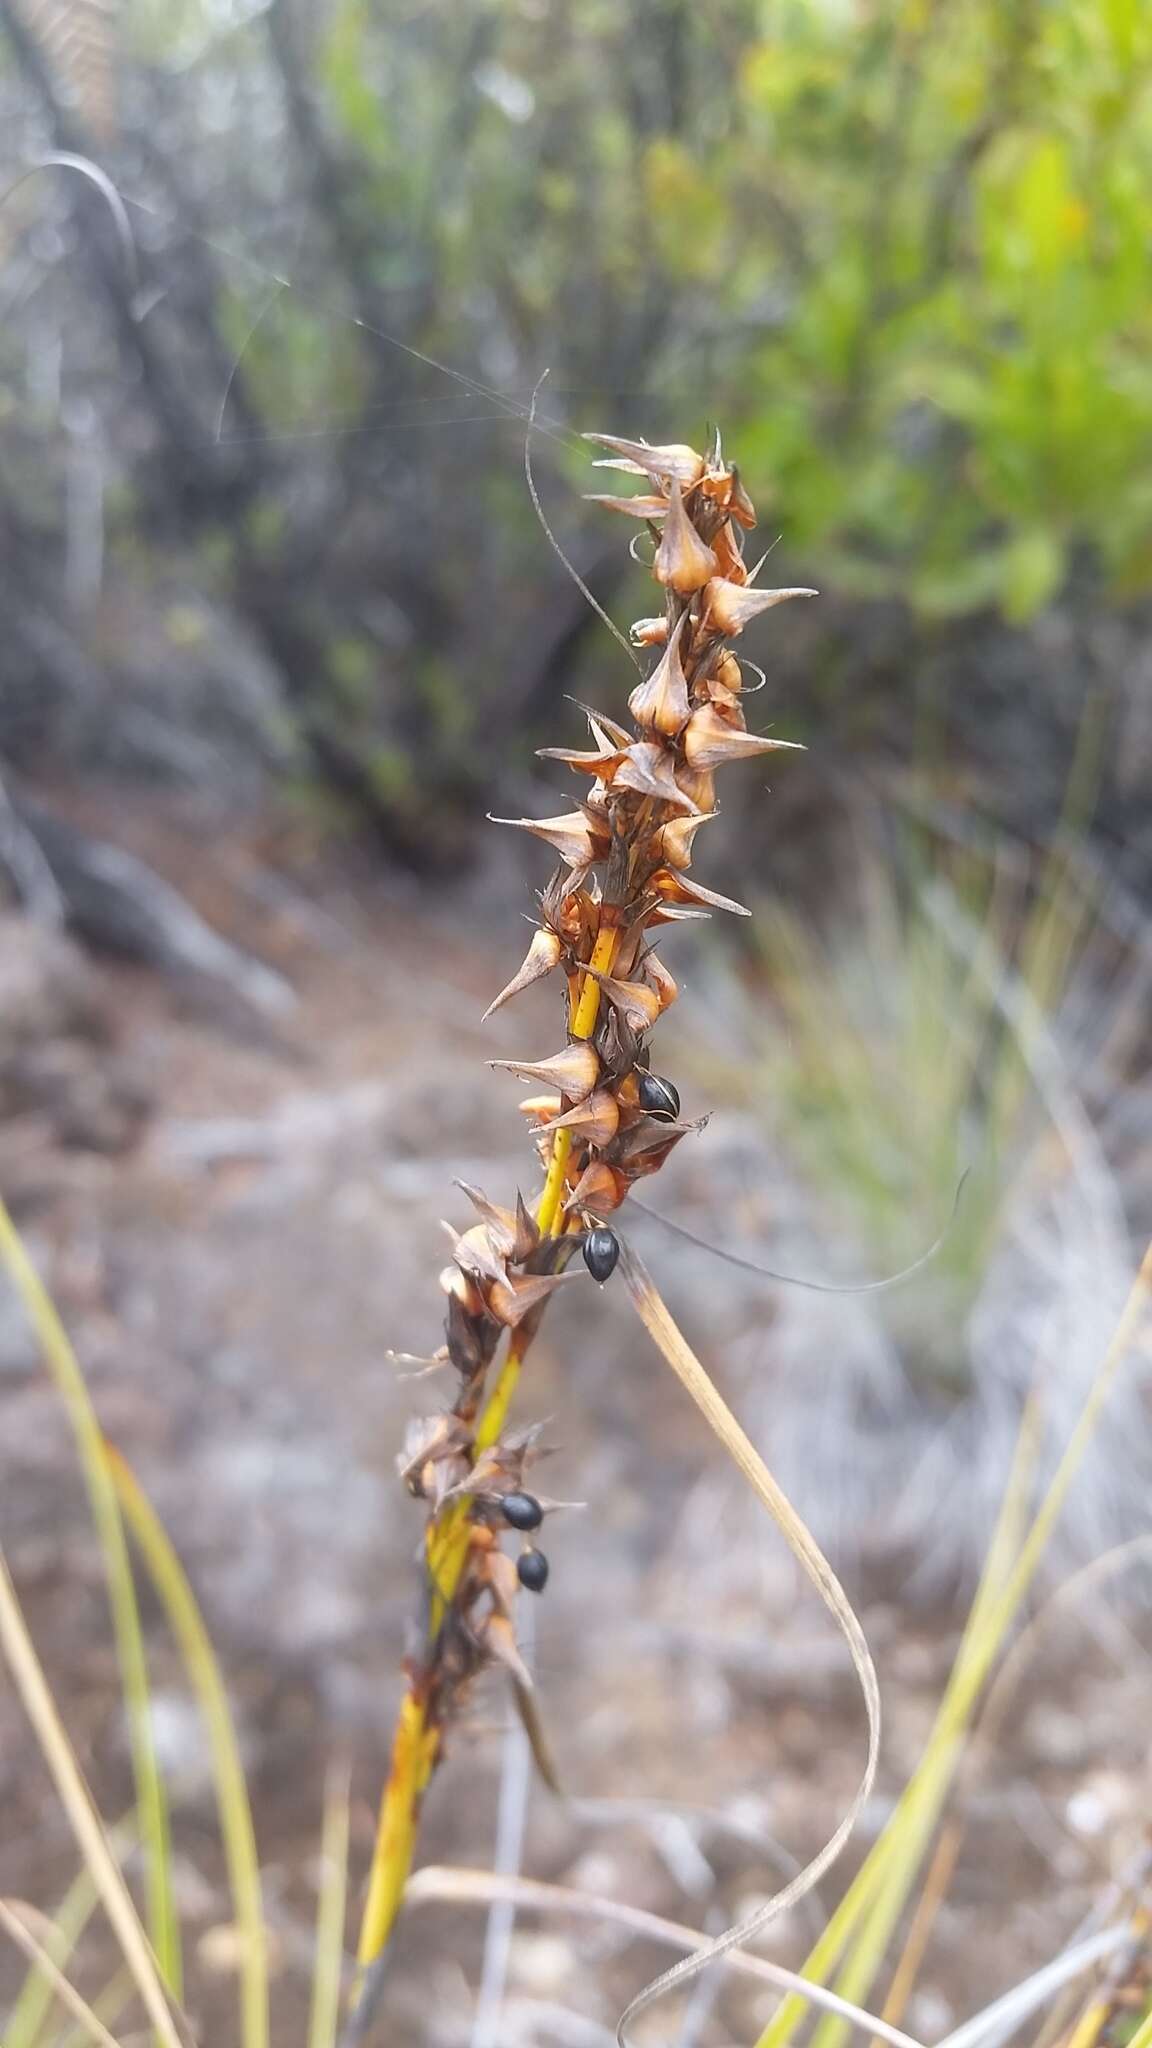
[302,0,1152,619]
[5,0,1152,841]
[732,0,1152,617]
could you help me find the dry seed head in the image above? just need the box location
[490,1042,601,1099]
[657,811,718,870]
[383,421,812,1867]
[610,741,697,811]
[584,432,705,489]
[480,1612,534,1691]
[630,616,669,647]
[682,703,805,770]
[540,1087,621,1146]
[484,1547,522,1615]
[485,1269,573,1329]
[448,1221,508,1287]
[654,480,718,594]
[518,1091,563,1122]
[650,867,751,916]
[439,1263,487,1314]
[482,928,562,1021]
[584,492,669,518]
[569,1159,629,1213]
[641,951,679,1011]
[582,967,663,1035]
[454,1180,539,1262]
[727,467,758,528]
[627,611,692,736]
[701,577,817,637]
[489,810,610,866]
[535,743,619,776]
[710,521,748,584]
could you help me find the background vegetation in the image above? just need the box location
[3,3,1152,2046]
[2,0,1152,868]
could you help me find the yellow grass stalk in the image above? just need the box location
[0,1198,180,2001]
[354,925,618,1971]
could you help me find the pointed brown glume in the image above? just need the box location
[354,427,811,1988]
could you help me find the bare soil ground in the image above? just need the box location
[0,802,1148,2048]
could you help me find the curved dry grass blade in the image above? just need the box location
[617,1243,881,2047]
[404,1867,922,2048]
[104,1445,269,2048]
[0,1901,122,2048]
[309,1761,352,2048]
[0,1197,180,1998]
[0,1557,188,2048]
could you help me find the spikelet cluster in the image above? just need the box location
[398,429,812,1749]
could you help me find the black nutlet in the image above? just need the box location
[638,1072,680,1122]
[501,1490,544,1531]
[517,1548,550,1593]
[582,1227,620,1284]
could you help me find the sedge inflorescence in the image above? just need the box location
[365,428,813,1967]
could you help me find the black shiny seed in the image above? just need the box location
[582,1227,620,1284]
[638,1072,680,1122]
[501,1491,544,1532]
[517,1549,550,1593]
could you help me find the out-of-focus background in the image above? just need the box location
[2,2,1152,2043]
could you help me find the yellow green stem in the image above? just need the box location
[355,920,621,1974]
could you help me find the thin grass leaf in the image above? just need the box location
[767,1238,1152,2048]
[0,1196,180,2001]
[104,1444,269,2048]
[618,1243,881,2048]
[883,1532,1152,2033]
[0,1901,123,2048]
[0,1558,188,2048]
[757,1388,1044,2048]
[308,1762,352,2048]
[403,1867,924,2048]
